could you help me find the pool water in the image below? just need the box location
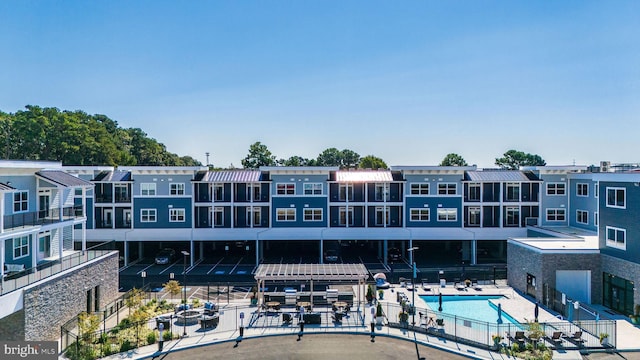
[420,295,520,325]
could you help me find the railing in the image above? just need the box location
[3,205,84,230]
[1,243,117,296]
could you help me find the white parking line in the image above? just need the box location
[206,258,224,275]
[136,263,155,275]
[229,257,243,274]
[159,260,181,275]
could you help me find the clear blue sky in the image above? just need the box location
[1,1,638,168]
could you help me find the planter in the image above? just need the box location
[601,337,609,346]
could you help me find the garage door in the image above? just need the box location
[556,270,591,304]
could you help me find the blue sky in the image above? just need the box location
[1,1,638,168]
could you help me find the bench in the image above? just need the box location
[3,264,26,278]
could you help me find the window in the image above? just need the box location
[437,208,457,221]
[13,236,29,259]
[247,184,261,201]
[338,184,354,201]
[606,187,625,208]
[438,183,456,195]
[276,183,295,195]
[141,183,156,196]
[410,208,429,221]
[505,183,520,202]
[141,209,157,223]
[169,208,185,222]
[170,183,185,195]
[468,207,481,226]
[546,208,566,221]
[410,183,429,195]
[247,207,261,226]
[213,207,224,227]
[594,184,599,198]
[594,212,598,226]
[546,183,566,196]
[276,208,296,221]
[339,207,353,226]
[577,183,588,197]
[213,184,224,201]
[375,183,390,201]
[606,226,626,250]
[13,191,28,212]
[468,183,480,201]
[303,208,323,221]
[576,210,589,224]
[303,183,322,195]
[505,206,519,226]
[375,207,390,225]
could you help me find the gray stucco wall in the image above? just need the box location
[507,242,601,304]
[18,251,120,341]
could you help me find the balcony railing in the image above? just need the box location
[3,205,84,231]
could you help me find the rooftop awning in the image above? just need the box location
[37,171,93,187]
[92,170,132,182]
[464,171,539,182]
[0,182,15,191]
[195,170,262,183]
[254,263,369,281]
[335,170,393,182]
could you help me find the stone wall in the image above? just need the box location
[507,242,601,303]
[0,309,25,340]
[22,251,120,341]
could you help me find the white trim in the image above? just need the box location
[546,208,566,222]
[576,183,589,197]
[409,183,429,195]
[13,235,30,259]
[276,208,296,221]
[409,208,430,222]
[170,182,185,196]
[437,182,457,195]
[169,208,186,222]
[140,208,157,223]
[303,183,323,195]
[605,226,626,250]
[140,183,156,196]
[437,208,457,222]
[546,182,566,196]
[605,187,626,209]
[576,209,589,225]
[276,183,295,195]
[303,208,323,222]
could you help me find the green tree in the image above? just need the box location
[163,280,181,303]
[241,141,277,168]
[315,148,360,168]
[440,153,468,166]
[277,155,313,166]
[495,150,546,170]
[359,155,387,169]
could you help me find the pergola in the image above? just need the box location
[254,263,370,309]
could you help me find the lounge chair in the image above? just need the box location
[508,331,526,347]
[455,282,466,291]
[436,318,444,328]
[563,331,585,346]
[545,331,563,348]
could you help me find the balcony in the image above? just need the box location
[3,205,84,231]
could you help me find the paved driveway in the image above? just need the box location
[153,334,473,360]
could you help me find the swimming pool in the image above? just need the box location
[420,295,520,325]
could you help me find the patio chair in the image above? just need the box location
[436,318,444,328]
[545,331,563,348]
[282,313,293,325]
[563,331,585,346]
[508,331,526,347]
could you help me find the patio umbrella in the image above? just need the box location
[497,303,503,324]
[438,292,443,312]
[373,273,387,280]
[534,302,539,322]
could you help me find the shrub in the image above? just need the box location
[120,339,133,352]
[146,331,156,345]
[525,342,534,351]
[511,343,520,353]
[163,331,173,341]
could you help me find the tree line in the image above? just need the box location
[0,106,201,166]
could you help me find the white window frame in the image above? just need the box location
[505,183,520,202]
[594,183,599,198]
[13,235,29,259]
[169,208,185,222]
[339,207,354,226]
[276,208,296,221]
[605,226,626,250]
[438,183,457,195]
[213,206,224,227]
[140,183,156,196]
[468,183,481,201]
[303,183,323,195]
[594,212,598,226]
[546,208,566,221]
[505,206,520,226]
[247,207,261,226]
[303,208,323,221]
[13,190,28,213]
[338,184,354,201]
[410,208,429,222]
[576,183,589,197]
[247,184,261,201]
[410,183,429,195]
[606,187,626,209]
[375,183,390,201]
[276,183,295,195]
[375,206,390,225]
[140,208,157,223]
[576,210,589,225]
[546,183,566,196]
[467,207,481,226]
[437,208,457,222]
[213,184,224,201]
[170,183,185,196]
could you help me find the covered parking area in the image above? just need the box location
[254,263,369,312]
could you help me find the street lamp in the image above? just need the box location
[181,250,190,337]
[574,301,580,323]
[407,247,419,326]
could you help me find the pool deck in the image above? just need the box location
[99,282,640,360]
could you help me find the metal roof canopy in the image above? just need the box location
[254,263,369,282]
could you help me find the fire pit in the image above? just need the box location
[174,310,201,326]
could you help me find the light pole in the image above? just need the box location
[574,301,580,323]
[181,250,190,337]
[407,247,419,326]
